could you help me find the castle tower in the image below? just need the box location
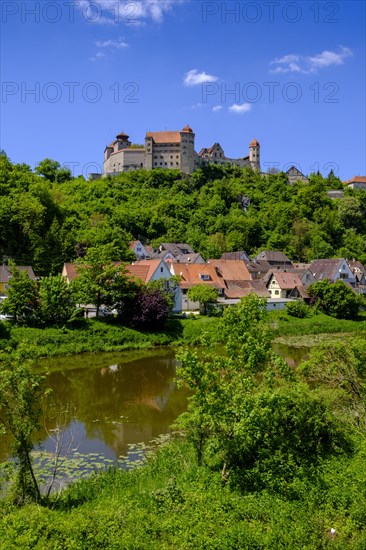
[180,125,195,174]
[115,131,131,151]
[249,138,260,171]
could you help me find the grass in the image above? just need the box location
[0,316,220,359]
[1,437,366,549]
[269,310,366,347]
[1,310,365,359]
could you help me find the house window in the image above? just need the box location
[275,290,279,295]
[200,274,210,281]
[160,267,164,273]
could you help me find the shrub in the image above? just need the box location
[286,300,311,318]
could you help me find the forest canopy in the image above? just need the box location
[1,154,365,276]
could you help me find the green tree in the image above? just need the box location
[308,279,363,319]
[0,356,48,504]
[38,275,77,326]
[1,263,39,324]
[74,245,131,317]
[35,159,72,183]
[187,285,218,315]
[176,295,349,490]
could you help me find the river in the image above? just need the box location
[0,345,309,487]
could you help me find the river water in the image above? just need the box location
[0,345,309,484]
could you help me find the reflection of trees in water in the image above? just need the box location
[36,351,189,457]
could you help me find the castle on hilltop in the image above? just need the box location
[103,126,260,176]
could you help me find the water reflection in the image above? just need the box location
[0,344,309,464]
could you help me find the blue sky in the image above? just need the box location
[1,0,365,180]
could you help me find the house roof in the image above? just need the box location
[145,131,181,144]
[225,280,269,299]
[221,251,250,261]
[268,271,304,290]
[348,260,366,275]
[125,264,151,283]
[344,176,366,185]
[245,260,272,277]
[0,265,36,283]
[170,263,226,290]
[159,243,195,256]
[309,259,344,281]
[254,250,292,265]
[175,253,203,263]
[62,263,79,282]
[130,260,166,283]
[208,259,252,281]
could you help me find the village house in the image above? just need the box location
[343,176,366,190]
[221,251,250,261]
[254,250,293,269]
[129,240,150,260]
[286,166,309,185]
[266,271,308,300]
[0,265,36,295]
[309,258,356,287]
[347,260,366,294]
[146,243,205,264]
[170,259,270,311]
[62,259,181,309]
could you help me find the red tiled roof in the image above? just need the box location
[208,259,252,281]
[146,131,181,144]
[170,263,226,290]
[344,176,366,184]
[131,260,166,283]
[270,271,304,289]
[126,264,151,283]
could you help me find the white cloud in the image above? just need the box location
[96,39,129,48]
[76,0,187,25]
[184,69,219,87]
[90,51,106,62]
[270,46,352,74]
[229,103,251,114]
[212,105,222,112]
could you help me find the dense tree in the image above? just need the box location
[0,357,48,503]
[73,245,130,317]
[35,159,72,183]
[308,279,364,319]
[122,286,170,330]
[0,263,38,324]
[1,157,366,274]
[38,275,77,326]
[187,285,218,315]
[176,295,349,489]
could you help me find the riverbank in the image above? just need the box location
[1,311,365,359]
[0,316,219,359]
[1,436,365,549]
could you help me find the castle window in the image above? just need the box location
[176,162,179,166]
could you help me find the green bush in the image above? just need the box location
[285,300,311,318]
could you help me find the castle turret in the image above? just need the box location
[180,125,195,174]
[115,131,131,151]
[249,138,260,171]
